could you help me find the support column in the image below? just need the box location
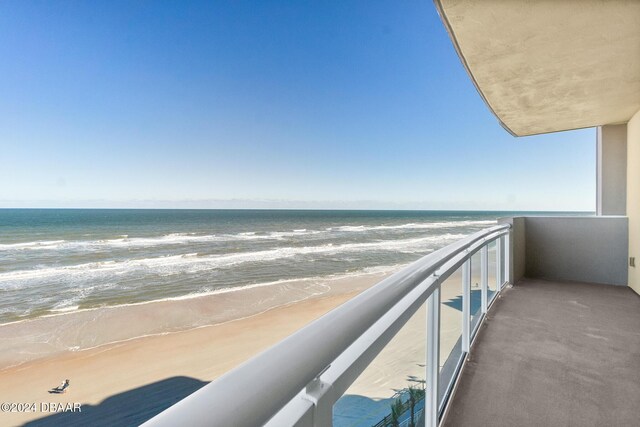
[597,124,627,216]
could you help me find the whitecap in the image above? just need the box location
[0,233,466,284]
[332,220,496,233]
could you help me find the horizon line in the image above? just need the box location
[0,207,595,213]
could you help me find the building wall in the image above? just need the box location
[524,216,628,286]
[627,109,640,295]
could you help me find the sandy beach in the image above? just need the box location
[0,271,388,426]
[0,258,494,426]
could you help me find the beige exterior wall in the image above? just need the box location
[627,109,640,295]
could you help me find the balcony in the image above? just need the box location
[442,278,640,427]
[143,215,637,426]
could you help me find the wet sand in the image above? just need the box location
[0,270,393,370]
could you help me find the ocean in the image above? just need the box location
[0,209,589,368]
[0,208,582,326]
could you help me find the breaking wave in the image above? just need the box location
[0,220,494,252]
[0,234,466,284]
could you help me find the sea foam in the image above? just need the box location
[0,233,465,284]
[0,220,494,252]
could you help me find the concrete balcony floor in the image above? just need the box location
[442,279,640,427]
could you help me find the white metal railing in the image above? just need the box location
[143,224,511,427]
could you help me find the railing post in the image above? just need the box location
[304,378,333,426]
[462,259,471,353]
[504,231,511,286]
[495,237,503,291]
[481,245,488,314]
[426,284,441,427]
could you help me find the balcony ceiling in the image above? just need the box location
[435,0,640,136]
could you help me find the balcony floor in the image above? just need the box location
[442,278,640,427]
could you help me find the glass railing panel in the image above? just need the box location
[487,240,498,302]
[469,250,483,336]
[438,266,463,409]
[333,302,426,427]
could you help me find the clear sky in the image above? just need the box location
[0,1,595,211]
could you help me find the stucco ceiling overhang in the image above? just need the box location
[435,0,640,136]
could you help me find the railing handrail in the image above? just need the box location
[143,223,510,427]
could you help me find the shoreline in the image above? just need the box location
[0,267,397,371]
[0,264,404,326]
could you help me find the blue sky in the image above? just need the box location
[0,1,595,211]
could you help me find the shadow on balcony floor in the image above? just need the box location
[23,376,207,427]
[442,278,640,427]
[442,288,483,313]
